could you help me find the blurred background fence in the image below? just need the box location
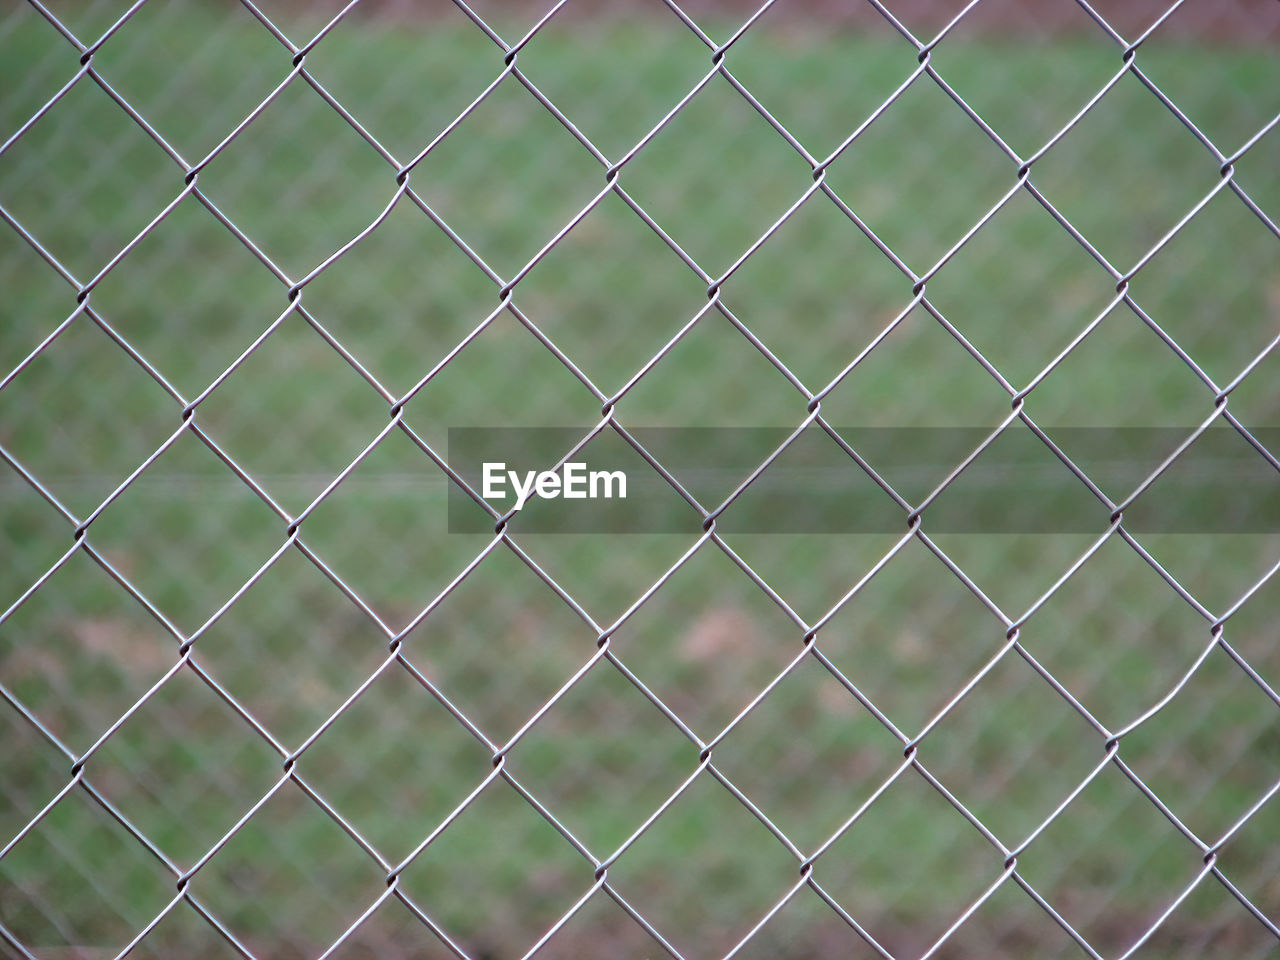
[2,0,1279,958]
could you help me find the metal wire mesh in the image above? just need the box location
[1,0,1279,957]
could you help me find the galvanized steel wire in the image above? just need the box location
[1,1,1278,958]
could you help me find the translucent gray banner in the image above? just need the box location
[447,427,1280,533]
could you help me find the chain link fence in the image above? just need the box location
[2,0,1279,957]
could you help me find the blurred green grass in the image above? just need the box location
[2,3,1279,958]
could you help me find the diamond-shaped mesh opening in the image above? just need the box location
[86,0,288,164]
[716,528,914,628]
[924,420,1108,534]
[617,302,809,426]
[291,656,496,865]
[1014,761,1211,958]
[608,542,806,738]
[0,547,176,754]
[922,188,1125,390]
[0,233,72,379]
[192,74,395,282]
[1,6,77,135]
[21,0,137,44]
[78,664,285,869]
[88,195,286,400]
[393,70,608,285]
[296,199,500,399]
[604,770,800,958]
[618,69,816,275]
[1027,67,1225,275]
[189,778,388,960]
[721,6,920,159]
[813,535,1003,732]
[930,874,1090,960]
[391,305,602,441]
[509,191,713,395]
[819,67,1016,278]
[724,185,916,390]
[501,528,708,628]
[398,544,600,742]
[1126,22,1280,154]
[920,531,1100,626]
[1117,645,1280,841]
[663,421,903,535]
[1023,305,1215,428]
[394,777,591,958]
[1132,533,1280,624]
[530,884,677,960]
[1125,187,1280,388]
[0,483,81,616]
[815,303,1015,427]
[0,72,179,284]
[0,317,180,519]
[504,659,694,856]
[190,312,394,515]
[0,706,70,848]
[271,3,508,164]
[288,425,486,624]
[1013,534,1211,727]
[0,786,177,956]
[516,5,713,162]
[918,654,1105,847]
[710,654,904,853]
[0,117,180,289]
[812,766,1001,957]
[185,546,392,747]
[923,1,1126,161]
[78,427,289,634]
